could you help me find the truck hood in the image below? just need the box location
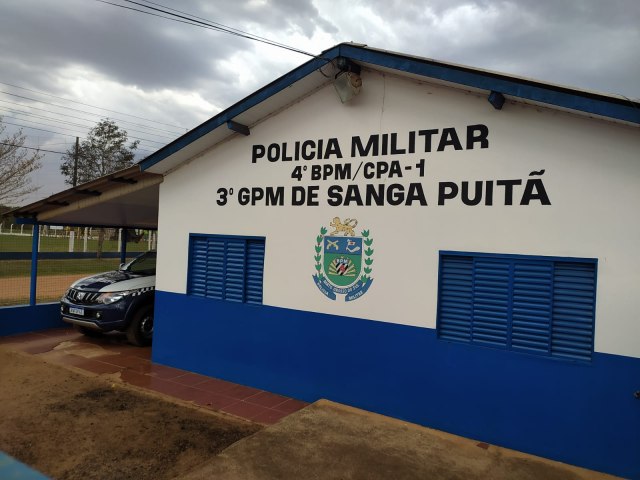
[71,271,155,293]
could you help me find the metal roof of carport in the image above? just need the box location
[5,165,162,229]
[139,42,640,176]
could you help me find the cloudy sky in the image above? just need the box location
[1,0,638,205]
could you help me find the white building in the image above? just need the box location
[14,44,640,477]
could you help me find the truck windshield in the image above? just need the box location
[122,251,157,275]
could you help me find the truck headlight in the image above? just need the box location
[96,291,132,304]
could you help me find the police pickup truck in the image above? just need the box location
[60,251,156,346]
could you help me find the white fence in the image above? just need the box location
[0,224,157,252]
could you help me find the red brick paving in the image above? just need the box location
[146,364,185,380]
[220,383,262,400]
[73,358,123,375]
[0,327,308,425]
[244,391,290,409]
[273,398,309,414]
[170,372,210,387]
[195,377,238,394]
[252,408,290,424]
[220,400,271,420]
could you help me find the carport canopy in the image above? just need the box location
[5,166,162,229]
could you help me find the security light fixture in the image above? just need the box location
[334,57,362,103]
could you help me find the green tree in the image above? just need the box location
[60,119,139,257]
[0,117,43,206]
[60,119,139,185]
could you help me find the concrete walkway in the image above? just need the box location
[183,400,617,480]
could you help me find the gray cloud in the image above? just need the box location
[0,0,246,94]
[202,0,338,37]
[345,0,640,97]
[3,0,636,109]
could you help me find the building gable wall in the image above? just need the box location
[152,70,640,477]
[156,70,640,357]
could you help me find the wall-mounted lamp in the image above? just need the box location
[334,57,362,103]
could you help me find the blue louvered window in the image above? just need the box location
[187,234,265,305]
[437,252,597,361]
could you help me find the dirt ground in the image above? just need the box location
[0,347,261,480]
[0,274,85,304]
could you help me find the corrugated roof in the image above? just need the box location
[4,166,162,228]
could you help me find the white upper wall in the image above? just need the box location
[156,69,640,359]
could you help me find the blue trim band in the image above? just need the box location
[337,44,640,124]
[0,304,65,336]
[152,291,640,478]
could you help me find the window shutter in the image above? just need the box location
[438,255,473,342]
[472,258,510,348]
[551,262,596,361]
[189,237,208,297]
[188,235,265,305]
[437,252,596,362]
[224,240,247,302]
[205,238,225,300]
[511,261,553,354]
[245,240,265,305]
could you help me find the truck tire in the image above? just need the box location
[126,305,153,347]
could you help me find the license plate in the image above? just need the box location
[69,307,85,316]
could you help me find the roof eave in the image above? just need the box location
[340,44,639,125]
[138,43,639,174]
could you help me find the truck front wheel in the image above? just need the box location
[126,305,153,347]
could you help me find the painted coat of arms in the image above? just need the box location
[313,217,374,301]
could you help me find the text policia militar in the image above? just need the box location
[215,124,551,207]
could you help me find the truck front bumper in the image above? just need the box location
[60,297,132,332]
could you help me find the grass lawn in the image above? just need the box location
[1,259,125,278]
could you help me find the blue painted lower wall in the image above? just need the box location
[152,291,640,478]
[0,304,65,336]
